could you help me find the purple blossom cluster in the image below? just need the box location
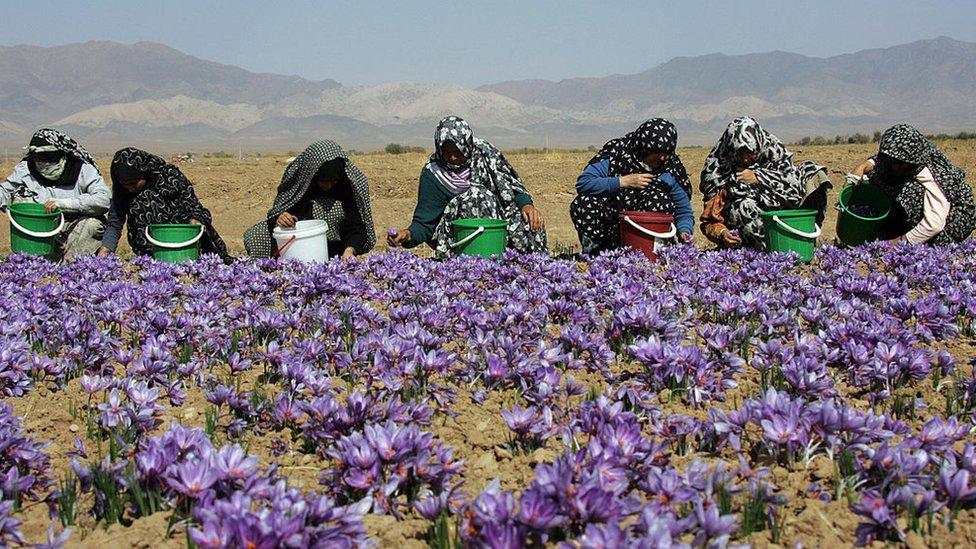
[463,404,782,547]
[66,423,368,547]
[0,238,974,545]
[0,403,52,544]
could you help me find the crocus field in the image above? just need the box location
[2,242,976,548]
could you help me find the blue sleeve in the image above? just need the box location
[514,191,533,208]
[576,160,620,196]
[661,172,694,235]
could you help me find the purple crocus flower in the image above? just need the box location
[96,389,127,428]
[938,466,976,507]
[691,501,737,547]
[212,444,259,481]
[517,490,564,530]
[168,458,218,499]
[851,490,904,546]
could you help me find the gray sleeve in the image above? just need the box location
[58,164,110,216]
[100,195,127,252]
[0,178,12,207]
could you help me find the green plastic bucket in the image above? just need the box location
[145,224,204,263]
[6,202,64,257]
[450,218,507,258]
[836,184,892,246]
[760,209,821,263]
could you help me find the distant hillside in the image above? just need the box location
[478,37,976,135]
[2,37,976,151]
[0,41,338,124]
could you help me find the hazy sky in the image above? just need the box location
[4,0,976,86]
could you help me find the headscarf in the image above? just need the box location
[23,128,99,187]
[869,124,975,237]
[425,116,532,201]
[267,140,376,252]
[699,117,806,208]
[873,124,962,183]
[426,118,475,193]
[110,147,231,261]
[587,118,691,197]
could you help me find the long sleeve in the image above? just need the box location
[1,163,36,206]
[54,164,110,216]
[660,173,694,235]
[101,194,128,252]
[904,168,950,244]
[405,168,454,248]
[700,188,731,245]
[576,159,620,196]
[0,177,13,207]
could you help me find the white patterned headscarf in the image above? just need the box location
[425,116,531,200]
[699,117,806,207]
[23,128,100,186]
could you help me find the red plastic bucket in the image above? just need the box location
[619,211,676,262]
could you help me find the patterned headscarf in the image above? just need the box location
[267,140,376,252]
[874,124,962,183]
[110,147,230,261]
[700,117,806,207]
[426,116,532,200]
[588,118,691,197]
[23,128,100,186]
[869,124,975,241]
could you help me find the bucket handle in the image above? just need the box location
[772,216,822,239]
[274,235,298,258]
[7,208,65,238]
[144,225,204,249]
[449,225,485,248]
[622,215,677,239]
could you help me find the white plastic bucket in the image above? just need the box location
[272,220,329,262]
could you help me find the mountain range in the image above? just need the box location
[1,37,975,152]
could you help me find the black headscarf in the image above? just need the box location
[588,118,691,197]
[24,128,99,187]
[110,147,231,261]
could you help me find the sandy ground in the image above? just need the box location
[3,140,976,256]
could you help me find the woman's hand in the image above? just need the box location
[276,212,297,228]
[679,232,693,244]
[387,228,411,247]
[735,169,758,183]
[188,218,202,225]
[521,204,545,231]
[341,247,356,260]
[619,174,653,189]
[96,246,112,257]
[852,160,875,178]
[719,228,742,247]
[44,199,59,213]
